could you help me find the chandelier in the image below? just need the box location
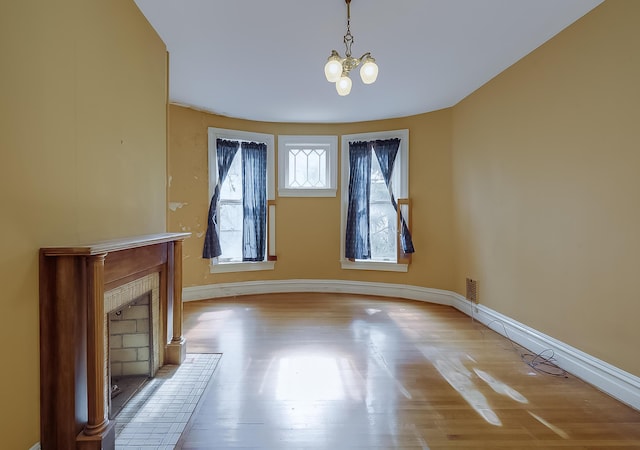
[324,0,378,96]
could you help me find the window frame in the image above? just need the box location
[277,135,338,197]
[207,127,275,273]
[340,129,410,272]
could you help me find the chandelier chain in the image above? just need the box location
[344,0,353,57]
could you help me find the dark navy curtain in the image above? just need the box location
[241,141,267,261]
[202,139,240,259]
[372,139,415,254]
[345,141,372,259]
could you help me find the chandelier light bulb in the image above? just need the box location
[336,75,352,96]
[324,54,343,83]
[360,58,378,84]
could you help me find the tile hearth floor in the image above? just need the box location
[114,353,221,450]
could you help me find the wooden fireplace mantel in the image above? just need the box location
[39,232,190,450]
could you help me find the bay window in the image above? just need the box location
[341,130,414,272]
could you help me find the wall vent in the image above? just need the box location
[466,278,478,303]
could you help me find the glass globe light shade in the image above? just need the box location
[336,75,352,96]
[324,56,343,83]
[360,59,378,84]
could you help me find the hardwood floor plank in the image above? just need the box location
[177,293,640,449]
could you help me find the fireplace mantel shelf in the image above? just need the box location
[39,232,190,450]
[41,232,190,256]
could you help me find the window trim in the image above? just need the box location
[209,260,275,273]
[207,127,275,273]
[340,129,410,272]
[277,135,338,197]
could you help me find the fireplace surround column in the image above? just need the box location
[77,253,114,449]
[84,253,109,434]
[166,238,186,364]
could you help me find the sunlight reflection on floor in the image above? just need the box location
[196,309,234,321]
[529,411,570,439]
[276,355,346,401]
[474,368,528,403]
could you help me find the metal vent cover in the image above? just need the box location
[466,278,478,303]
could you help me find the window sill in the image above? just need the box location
[278,188,337,198]
[210,261,275,274]
[340,260,408,273]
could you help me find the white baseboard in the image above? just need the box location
[183,279,453,305]
[28,443,41,450]
[183,279,640,411]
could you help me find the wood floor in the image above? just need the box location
[176,293,640,449]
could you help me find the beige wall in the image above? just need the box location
[0,0,167,447]
[168,105,455,290]
[451,0,640,376]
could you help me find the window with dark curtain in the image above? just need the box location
[345,138,415,261]
[202,140,267,262]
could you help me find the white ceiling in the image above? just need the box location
[134,0,603,124]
